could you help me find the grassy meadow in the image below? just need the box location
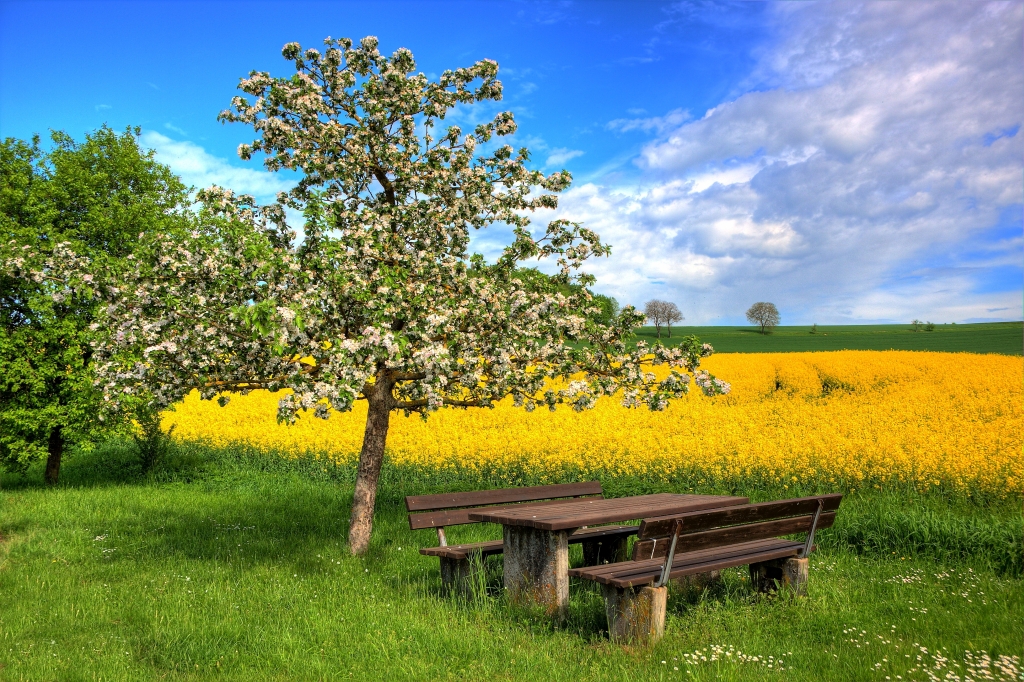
[1,348,1022,680]
[632,321,1023,355]
[0,443,1021,681]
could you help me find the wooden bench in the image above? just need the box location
[407,482,639,596]
[568,493,843,643]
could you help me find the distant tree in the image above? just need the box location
[810,323,818,334]
[0,127,191,483]
[911,319,922,332]
[644,300,683,338]
[644,300,667,338]
[746,302,780,335]
[925,321,935,332]
[663,302,683,338]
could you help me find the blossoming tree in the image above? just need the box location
[91,37,729,554]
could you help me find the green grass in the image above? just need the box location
[1,442,1021,681]
[632,321,1023,355]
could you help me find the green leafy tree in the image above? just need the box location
[0,127,190,483]
[511,267,618,325]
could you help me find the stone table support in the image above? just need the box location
[502,525,570,619]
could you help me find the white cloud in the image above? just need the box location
[554,1,1023,324]
[164,122,188,136]
[95,104,111,112]
[545,147,584,168]
[140,131,294,203]
[607,108,690,134]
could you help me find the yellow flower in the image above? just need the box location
[164,351,1023,496]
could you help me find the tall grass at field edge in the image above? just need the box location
[6,439,1021,577]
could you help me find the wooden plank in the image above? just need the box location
[569,539,798,584]
[418,524,637,559]
[471,494,748,530]
[575,538,794,580]
[631,534,788,561]
[410,497,598,530]
[638,494,843,539]
[611,544,803,589]
[470,494,740,528]
[476,495,662,524]
[471,493,730,523]
[464,495,667,527]
[405,481,604,512]
[660,512,835,555]
[569,525,639,541]
[531,494,695,524]
[570,539,804,588]
[420,539,505,561]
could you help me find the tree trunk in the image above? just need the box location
[44,426,63,486]
[348,379,394,555]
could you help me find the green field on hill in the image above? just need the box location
[633,321,1023,355]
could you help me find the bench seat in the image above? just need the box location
[420,524,639,560]
[569,494,843,644]
[569,537,803,588]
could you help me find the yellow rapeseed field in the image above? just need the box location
[164,351,1023,496]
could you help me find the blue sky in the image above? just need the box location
[2,0,1021,324]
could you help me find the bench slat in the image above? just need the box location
[405,481,604,512]
[570,538,804,588]
[634,512,835,559]
[570,525,639,541]
[578,537,790,579]
[621,543,803,589]
[417,524,638,560]
[638,494,843,539]
[470,495,748,530]
[410,497,599,530]
[420,540,505,560]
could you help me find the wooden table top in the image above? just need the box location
[468,493,748,531]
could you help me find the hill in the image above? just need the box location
[631,321,1022,355]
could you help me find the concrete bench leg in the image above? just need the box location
[749,557,808,596]
[581,535,629,567]
[782,557,809,596]
[503,526,570,619]
[439,556,484,598]
[601,584,667,645]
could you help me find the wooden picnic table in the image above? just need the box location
[469,492,748,617]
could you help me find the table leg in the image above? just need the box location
[502,525,570,619]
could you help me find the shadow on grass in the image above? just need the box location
[0,438,355,492]
[0,439,214,491]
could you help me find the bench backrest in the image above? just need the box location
[633,493,843,561]
[406,481,604,531]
